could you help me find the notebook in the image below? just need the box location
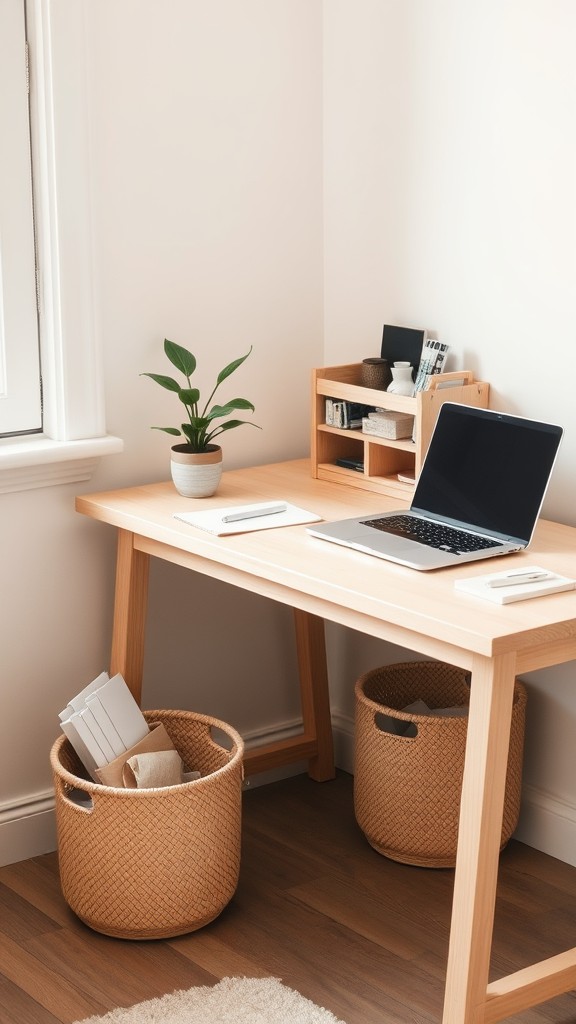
[454,565,576,604]
[174,501,322,536]
[307,403,563,571]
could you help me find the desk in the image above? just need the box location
[76,458,576,1024]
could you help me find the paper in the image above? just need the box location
[58,670,109,721]
[455,565,576,604]
[91,673,149,750]
[59,671,150,780]
[174,501,322,536]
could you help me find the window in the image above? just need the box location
[0,0,42,437]
[0,0,122,492]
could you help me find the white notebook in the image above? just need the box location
[59,671,149,776]
[174,501,322,536]
[455,565,576,604]
[85,692,126,757]
[93,673,149,749]
[58,670,109,721]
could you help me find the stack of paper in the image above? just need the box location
[174,501,322,536]
[454,566,576,604]
[59,672,149,779]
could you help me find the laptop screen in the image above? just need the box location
[412,404,563,544]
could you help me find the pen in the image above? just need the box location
[488,571,553,589]
[222,503,288,524]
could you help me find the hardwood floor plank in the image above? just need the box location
[0,974,62,1024]
[288,873,445,960]
[168,930,272,979]
[211,868,446,1021]
[0,772,575,1024]
[0,858,74,931]
[24,928,214,1017]
[0,884,61,943]
[0,933,99,1024]
[503,842,576,899]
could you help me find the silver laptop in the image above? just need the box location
[307,403,563,571]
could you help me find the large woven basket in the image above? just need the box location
[354,662,527,868]
[50,709,244,939]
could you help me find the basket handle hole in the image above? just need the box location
[375,711,418,738]
[62,787,94,813]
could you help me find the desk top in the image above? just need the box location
[76,458,576,671]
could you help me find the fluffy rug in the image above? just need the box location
[74,977,347,1024]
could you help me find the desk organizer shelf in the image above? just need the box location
[311,364,490,498]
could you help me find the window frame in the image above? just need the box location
[0,0,42,438]
[0,0,122,494]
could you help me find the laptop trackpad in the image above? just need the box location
[351,523,455,565]
[350,526,420,555]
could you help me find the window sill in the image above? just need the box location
[0,435,124,493]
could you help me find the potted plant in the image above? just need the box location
[141,339,259,497]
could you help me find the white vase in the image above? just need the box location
[387,363,414,397]
[170,444,223,498]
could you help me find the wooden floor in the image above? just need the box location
[1,771,576,1024]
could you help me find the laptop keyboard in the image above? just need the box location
[362,514,502,554]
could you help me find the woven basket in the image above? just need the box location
[50,709,244,939]
[354,662,527,868]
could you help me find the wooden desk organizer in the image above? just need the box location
[311,364,490,498]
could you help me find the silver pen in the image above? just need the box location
[222,503,287,524]
[488,571,553,589]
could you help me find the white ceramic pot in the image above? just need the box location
[170,444,223,498]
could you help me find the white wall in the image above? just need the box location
[323,0,576,863]
[1,0,323,865]
[3,0,575,868]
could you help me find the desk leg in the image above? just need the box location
[109,529,150,705]
[293,610,335,782]
[442,652,517,1024]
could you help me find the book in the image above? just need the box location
[455,565,576,604]
[58,671,150,777]
[58,670,109,721]
[61,710,108,770]
[413,340,449,393]
[59,717,102,778]
[174,502,322,536]
[92,673,149,750]
[85,692,127,757]
[78,705,118,763]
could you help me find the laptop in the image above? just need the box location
[307,403,563,570]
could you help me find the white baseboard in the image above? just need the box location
[3,717,576,869]
[0,790,57,868]
[514,784,576,867]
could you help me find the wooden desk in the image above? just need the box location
[76,458,576,1024]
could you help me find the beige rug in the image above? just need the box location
[74,976,348,1024]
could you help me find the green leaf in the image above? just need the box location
[151,426,182,436]
[216,347,252,386]
[178,387,200,406]
[141,372,181,393]
[211,419,260,435]
[182,423,208,449]
[206,399,255,421]
[164,339,196,378]
[193,416,211,429]
[205,419,260,446]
